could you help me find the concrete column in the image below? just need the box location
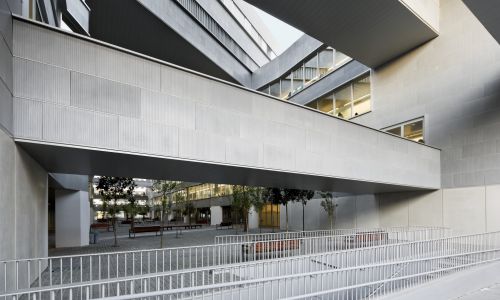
[248,206,259,229]
[210,206,223,226]
[55,190,90,247]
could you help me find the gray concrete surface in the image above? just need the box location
[380,261,500,300]
[11,17,440,194]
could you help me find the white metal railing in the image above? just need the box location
[214,227,450,244]
[3,230,499,299]
[0,227,449,294]
[7,244,500,299]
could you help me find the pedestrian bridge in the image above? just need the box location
[11,17,440,193]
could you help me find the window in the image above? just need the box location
[291,65,304,95]
[257,46,352,100]
[304,54,318,86]
[383,119,424,143]
[280,74,292,99]
[352,76,371,116]
[334,51,350,68]
[305,73,371,119]
[269,81,280,98]
[318,48,334,77]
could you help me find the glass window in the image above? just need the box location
[404,120,424,142]
[269,81,280,97]
[318,48,334,77]
[386,127,401,136]
[280,74,292,99]
[333,85,352,119]
[383,119,424,143]
[352,75,371,117]
[334,51,350,68]
[304,55,318,86]
[258,85,269,94]
[305,100,318,109]
[317,94,334,114]
[291,65,304,94]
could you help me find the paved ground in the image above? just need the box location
[49,224,278,256]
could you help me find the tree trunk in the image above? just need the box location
[271,204,274,233]
[302,202,305,232]
[286,202,289,232]
[112,216,118,247]
[160,210,165,248]
[330,215,333,230]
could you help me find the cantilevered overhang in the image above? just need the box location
[463,0,500,44]
[86,0,252,86]
[12,18,441,194]
[245,0,439,67]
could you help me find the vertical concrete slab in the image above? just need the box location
[15,145,48,259]
[355,195,380,228]
[0,129,14,261]
[248,206,259,229]
[55,190,90,247]
[210,206,222,226]
[443,186,486,234]
[486,185,500,232]
[378,193,410,228]
[334,196,357,229]
[408,190,444,227]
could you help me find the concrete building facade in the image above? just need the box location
[0,0,499,261]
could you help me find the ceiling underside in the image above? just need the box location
[245,0,438,67]
[18,141,434,195]
[462,0,500,44]
[86,0,241,84]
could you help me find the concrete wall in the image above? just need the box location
[0,1,48,262]
[55,190,90,247]
[355,0,500,189]
[11,18,440,192]
[0,129,48,261]
[0,0,13,135]
[283,184,500,235]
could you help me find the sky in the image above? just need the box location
[252,6,302,55]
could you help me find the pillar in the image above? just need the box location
[210,206,223,225]
[55,190,90,247]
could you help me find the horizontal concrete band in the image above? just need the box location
[11,18,440,191]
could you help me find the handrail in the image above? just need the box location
[6,249,498,299]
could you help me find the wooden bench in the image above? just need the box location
[163,224,202,230]
[90,223,112,232]
[128,226,162,238]
[344,231,389,247]
[242,239,301,260]
[216,222,233,230]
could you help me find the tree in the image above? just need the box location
[183,202,196,225]
[320,191,338,230]
[95,176,136,247]
[296,190,315,231]
[138,204,150,221]
[152,180,179,248]
[231,185,253,232]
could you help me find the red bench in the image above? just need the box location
[242,239,301,260]
[90,223,112,232]
[129,226,162,238]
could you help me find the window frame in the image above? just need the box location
[382,117,425,143]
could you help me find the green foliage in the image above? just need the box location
[320,191,338,229]
[95,176,136,246]
[151,180,179,248]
